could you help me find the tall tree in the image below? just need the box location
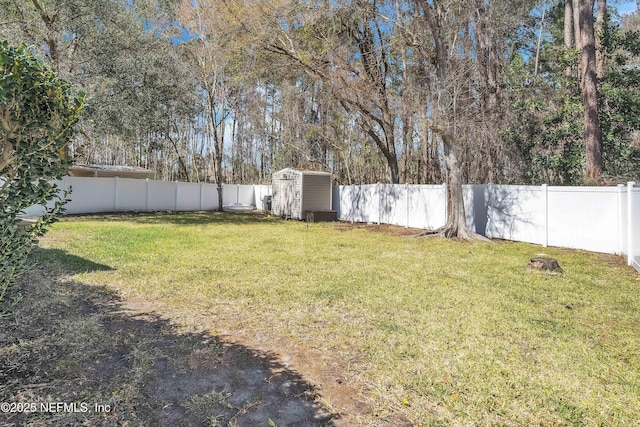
[265,0,402,183]
[178,0,263,205]
[408,0,480,238]
[595,0,607,78]
[404,0,533,238]
[0,0,196,177]
[576,0,603,180]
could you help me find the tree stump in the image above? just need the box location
[527,257,564,274]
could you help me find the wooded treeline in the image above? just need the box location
[2,0,640,189]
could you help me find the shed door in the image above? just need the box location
[280,178,294,218]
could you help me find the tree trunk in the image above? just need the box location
[474,2,503,184]
[400,83,413,183]
[401,114,412,183]
[415,1,490,240]
[215,119,225,211]
[577,0,603,180]
[167,127,190,182]
[384,142,400,184]
[595,0,606,79]
[565,0,574,49]
[209,96,225,212]
[420,129,490,241]
[379,110,400,184]
[573,0,581,49]
[420,97,441,185]
[441,141,470,238]
[534,5,547,77]
[420,108,430,184]
[565,0,575,76]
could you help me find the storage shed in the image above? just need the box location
[272,168,333,220]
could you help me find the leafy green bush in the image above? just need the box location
[0,41,84,308]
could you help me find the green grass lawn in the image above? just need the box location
[36,212,640,425]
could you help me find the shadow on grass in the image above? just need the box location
[0,248,335,426]
[64,211,279,227]
[33,247,115,273]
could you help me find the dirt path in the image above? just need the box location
[1,262,412,426]
[0,267,335,426]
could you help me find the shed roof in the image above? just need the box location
[68,164,156,179]
[274,168,332,176]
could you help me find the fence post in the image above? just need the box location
[199,182,203,211]
[377,183,382,225]
[256,185,261,210]
[113,177,119,212]
[145,178,150,212]
[442,182,447,225]
[542,184,548,247]
[617,184,624,255]
[330,182,333,213]
[406,183,410,228]
[175,181,179,211]
[628,182,635,266]
[351,185,355,224]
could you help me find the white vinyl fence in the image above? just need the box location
[335,184,447,230]
[334,182,640,272]
[620,183,640,271]
[18,177,639,272]
[21,177,272,216]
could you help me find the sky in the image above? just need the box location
[618,1,638,15]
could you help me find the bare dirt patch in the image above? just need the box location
[0,267,335,426]
[333,222,420,237]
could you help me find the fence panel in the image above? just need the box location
[201,184,219,211]
[148,180,178,211]
[20,178,69,216]
[336,185,352,221]
[380,184,408,226]
[547,187,619,253]
[221,184,260,206]
[335,185,351,221]
[467,185,546,245]
[222,184,237,205]
[332,185,342,217]
[407,185,447,229]
[237,185,256,205]
[337,185,375,223]
[631,186,640,271]
[20,178,242,215]
[20,203,48,217]
[254,185,272,211]
[176,182,202,211]
[64,177,117,214]
[116,178,147,211]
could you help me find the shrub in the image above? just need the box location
[0,41,84,308]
